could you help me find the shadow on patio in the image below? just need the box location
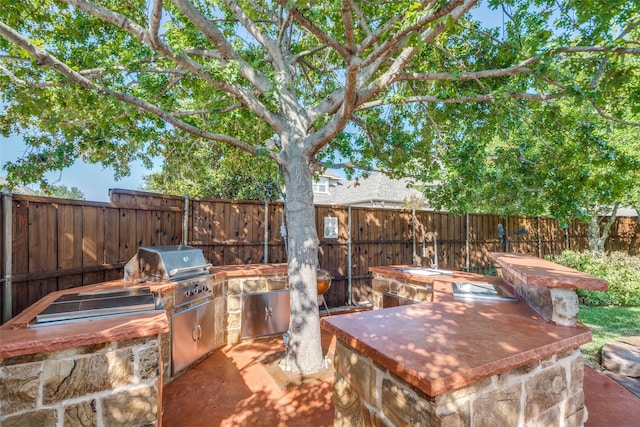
[162,334,335,427]
[163,330,639,427]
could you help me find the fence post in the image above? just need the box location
[465,213,470,271]
[505,216,510,253]
[347,206,352,305]
[537,216,542,258]
[264,200,269,264]
[182,196,189,245]
[412,209,417,266]
[2,189,12,323]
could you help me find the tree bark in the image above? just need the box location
[587,204,619,256]
[587,216,604,256]
[281,152,326,374]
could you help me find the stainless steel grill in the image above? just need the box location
[125,245,216,375]
[124,245,212,283]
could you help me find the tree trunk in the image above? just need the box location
[281,153,326,374]
[587,216,604,256]
[587,204,619,257]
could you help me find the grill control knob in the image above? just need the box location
[184,289,193,297]
[194,286,201,294]
[201,285,209,292]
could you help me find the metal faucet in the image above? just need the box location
[422,231,438,269]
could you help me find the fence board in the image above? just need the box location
[104,208,120,263]
[4,191,638,318]
[83,206,106,285]
[58,205,83,289]
[119,208,137,262]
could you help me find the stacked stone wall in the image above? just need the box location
[332,340,587,427]
[370,276,434,309]
[0,336,162,427]
[499,268,579,326]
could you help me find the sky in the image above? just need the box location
[0,134,157,202]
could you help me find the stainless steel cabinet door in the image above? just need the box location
[241,290,290,339]
[171,300,215,374]
[195,299,215,360]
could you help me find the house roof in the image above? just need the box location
[0,177,36,195]
[313,172,432,209]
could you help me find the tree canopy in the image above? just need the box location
[1,0,639,373]
[35,183,85,199]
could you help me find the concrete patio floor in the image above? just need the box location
[162,330,639,427]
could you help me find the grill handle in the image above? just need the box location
[168,264,212,277]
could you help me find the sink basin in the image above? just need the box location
[394,268,453,277]
[451,282,518,302]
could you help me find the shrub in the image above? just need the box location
[546,251,640,307]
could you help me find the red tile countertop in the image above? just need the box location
[209,263,287,278]
[322,265,592,397]
[1,263,288,360]
[0,280,171,359]
[369,265,507,289]
[490,252,608,290]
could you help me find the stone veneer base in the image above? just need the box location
[370,276,434,309]
[332,340,587,427]
[0,336,162,427]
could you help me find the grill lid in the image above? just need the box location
[124,245,211,282]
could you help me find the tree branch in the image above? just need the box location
[358,0,436,57]
[398,58,539,81]
[342,0,356,53]
[0,20,264,157]
[171,0,275,94]
[149,0,163,48]
[359,0,477,104]
[291,44,329,63]
[275,0,350,59]
[553,46,640,55]
[223,0,283,74]
[358,91,565,109]
[350,0,374,42]
[0,64,51,88]
[63,0,280,131]
[184,48,223,61]
[172,104,244,116]
[78,65,188,78]
[361,0,468,68]
[588,101,640,126]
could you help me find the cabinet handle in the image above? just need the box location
[192,324,202,341]
[265,306,273,320]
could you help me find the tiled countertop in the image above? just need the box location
[0,280,172,359]
[322,264,592,397]
[0,263,287,359]
[490,252,607,290]
[369,265,507,289]
[209,263,287,278]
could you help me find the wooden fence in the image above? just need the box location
[2,189,638,321]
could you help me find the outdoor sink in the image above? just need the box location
[394,267,453,277]
[451,282,518,302]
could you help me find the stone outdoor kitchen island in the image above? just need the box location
[321,253,607,426]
